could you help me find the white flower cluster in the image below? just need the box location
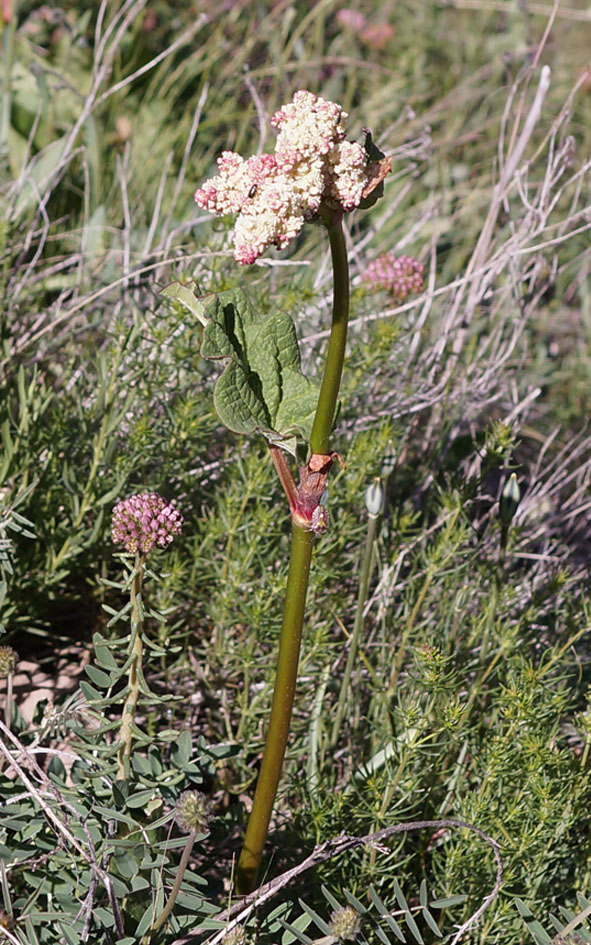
[271,89,348,166]
[194,90,372,265]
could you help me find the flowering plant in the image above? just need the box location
[110,492,183,780]
[168,90,390,897]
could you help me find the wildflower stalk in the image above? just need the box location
[235,215,349,895]
[0,647,17,772]
[117,556,144,780]
[4,667,13,733]
[109,492,182,780]
[144,791,213,936]
[148,829,196,936]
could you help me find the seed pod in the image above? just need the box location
[365,478,385,518]
[499,472,521,525]
[380,441,396,478]
[222,926,247,945]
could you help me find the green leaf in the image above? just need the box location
[429,896,468,909]
[393,878,410,913]
[92,633,119,669]
[48,756,66,780]
[132,755,153,776]
[419,880,428,908]
[23,916,40,945]
[422,908,442,937]
[200,288,319,457]
[321,886,342,911]
[375,926,394,945]
[113,851,140,879]
[369,886,405,942]
[298,899,331,935]
[94,906,118,927]
[279,914,314,945]
[136,899,161,936]
[110,875,130,897]
[383,916,405,942]
[19,825,43,847]
[127,789,158,809]
[161,281,208,327]
[175,891,207,910]
[112,780,129,806]
[84,665,113,689]
[515,900,552,945]
[343,890,367,915]
[131,876,150,893]
[171,730,192,767]
[404,910,423,944]
[57,923,81,945]
[90,805,136,825]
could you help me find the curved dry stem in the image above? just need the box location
[200,818,502,945]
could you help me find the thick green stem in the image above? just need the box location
[235,523,314,894]
[235,216,350,895]
[310,216,349,456]
[117,558,144,780]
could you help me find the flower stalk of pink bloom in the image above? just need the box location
[111,493,183,779]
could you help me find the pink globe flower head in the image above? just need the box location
[194,90,389,266]
[362,252,425,301]
[111,492,183,555]
[360,22,395,50]
[336,9,367,31]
